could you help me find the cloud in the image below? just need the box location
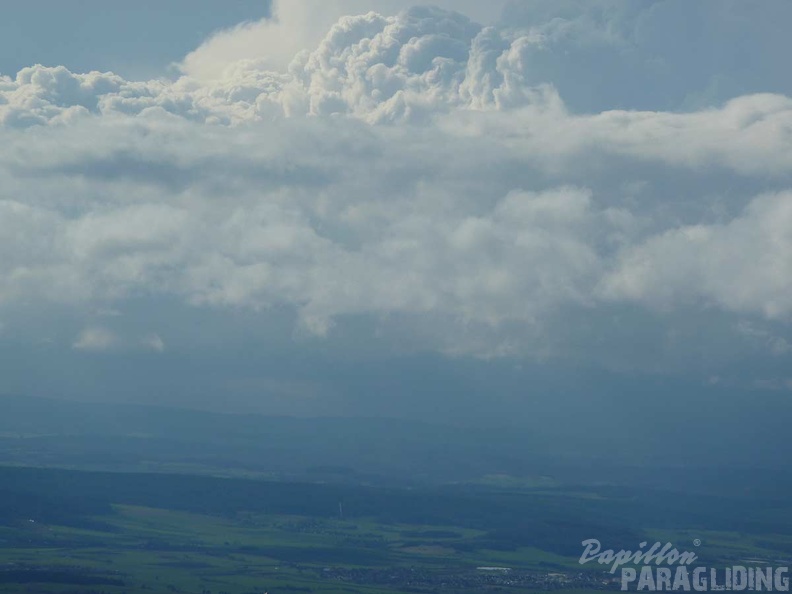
[143,333,166,353]
[0,1,790,369]
[72,327,118,352]
[71,326,166,354]
[599,191,792,318]
[178,0,509,80]
[496,0,792,112]
[1,6,547,126]
[178,2,321,79]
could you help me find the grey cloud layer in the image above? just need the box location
[0,3,790,363]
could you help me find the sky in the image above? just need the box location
[1,1,792,442]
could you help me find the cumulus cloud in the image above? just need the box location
[72,327,118,352]
[143,333,166,353]
[0,1,790,367]
[600,192,792,318]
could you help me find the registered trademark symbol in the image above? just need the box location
[693,539,701,547]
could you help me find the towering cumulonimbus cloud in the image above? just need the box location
[0,4,558,126]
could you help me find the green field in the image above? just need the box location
[0,504,598,594]
[1,466,791,593]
